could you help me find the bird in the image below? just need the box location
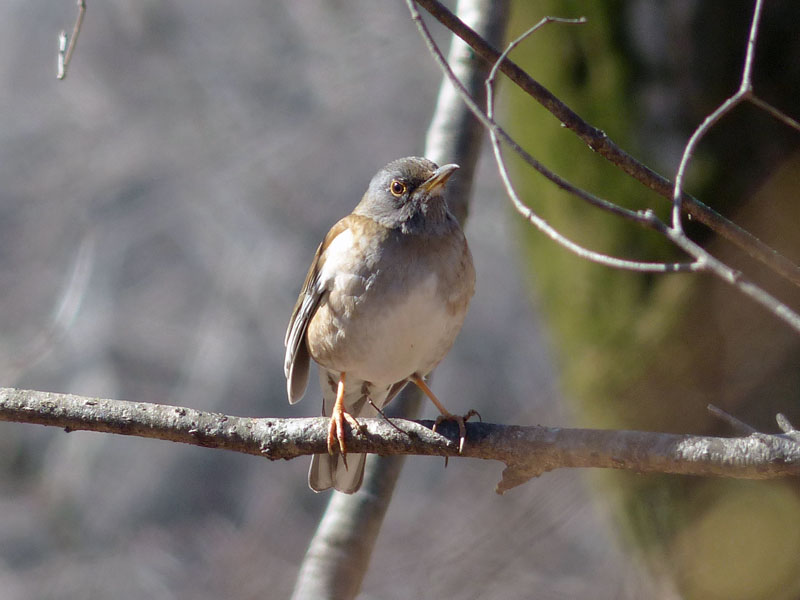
[284,156,476,493]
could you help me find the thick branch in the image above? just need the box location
[2,388,797,495]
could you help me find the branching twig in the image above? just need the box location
[1,388,798,495]
[485,18,700,273]
[673,0,762,231]
[57,0,86,80]
[673,0,800,232]
[414,0,800,289]
[408,3,666,236]
[409,0,800,334]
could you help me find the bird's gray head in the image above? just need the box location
[354,157,459,234]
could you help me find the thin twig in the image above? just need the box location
[664,204,800,333]
[672,0,765,232]
[407,2,674,236]
[412,1,694,273]
[674,0,800,234]
[747,96,800,133]
[414,0,800,289]
[410,0,800,334]
[485,18,699,273]
[707,404,758,436]
[57,0,86,80]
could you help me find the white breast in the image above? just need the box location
[349,273,459,384]
[310,226,469,386]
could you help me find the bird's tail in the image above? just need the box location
[309,453,367,494]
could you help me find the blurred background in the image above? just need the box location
[0,1,797,599]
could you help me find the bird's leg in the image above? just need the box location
[327,372,361,468]
[410,374,479,453]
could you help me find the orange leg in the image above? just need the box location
[327,372,361,467]
[410,374,479,453]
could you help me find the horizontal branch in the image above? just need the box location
[2,387,798,494]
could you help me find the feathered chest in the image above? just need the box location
[306,221,474,385]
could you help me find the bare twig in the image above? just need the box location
[410,0,800,334]
[747,96,800,133]
[672,0,765,231]
[707,404,758,436]
[57,0,86,80]
[485,18,700,273]
[414,0,800,289]
[408,2,668,236]
[1,388,798,495]
[673,0,799,230]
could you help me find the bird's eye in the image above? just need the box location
[390,180,407,197]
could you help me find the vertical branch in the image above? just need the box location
[289,441,407,600]
[289,2,509,599]
[423,0,509,225]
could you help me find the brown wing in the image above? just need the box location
[283,218,351,404]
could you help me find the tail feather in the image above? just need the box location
[309,453,367,494]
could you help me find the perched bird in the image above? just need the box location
[284,156,475,493]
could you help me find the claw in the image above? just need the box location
[327,408,360,469]
[410,373,478,454]
[464,408,482,422]
[432,411,477,453]
[326,372,361,470]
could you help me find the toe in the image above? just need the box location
[431,412,474,453]
[327,417,338,455]
[336,415,348,455]
[457,417,467,454]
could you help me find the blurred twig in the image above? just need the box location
[707,404,758,436]
[57,0,86,80]
[1,387,798,495]
[3,232,95,382]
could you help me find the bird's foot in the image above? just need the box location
[433,409,481,453]
[327,406,361,470]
